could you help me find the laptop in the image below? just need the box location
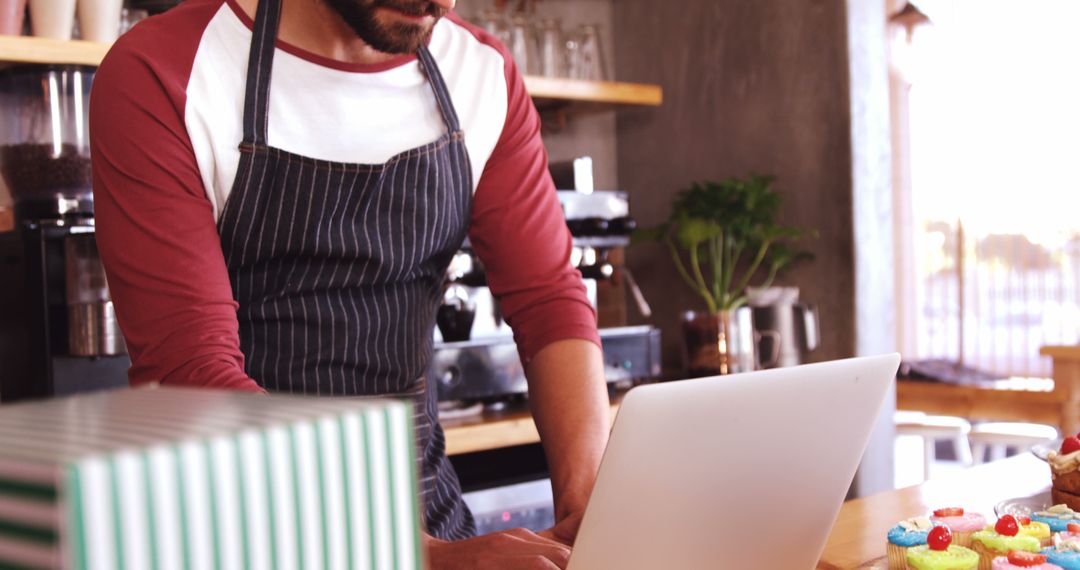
[566,354,901,570]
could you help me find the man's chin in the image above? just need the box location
[368,20,436,54]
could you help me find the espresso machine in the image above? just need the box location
[430,158,661,405]
[0,65,129,403]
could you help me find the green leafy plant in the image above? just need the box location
[639,175,813,314]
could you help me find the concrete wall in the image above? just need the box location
[612,0,897,495]
[613,0,859,369]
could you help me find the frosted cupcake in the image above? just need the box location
[890,517,934,569]
[933,508,990,548]
[1033,505,1080,533]
[1051,524,1080,546]
[1042,532,1080,570]
[990,550,1063,569]
[1017,516,1054,547]
[1047,437,1080,512]
[973,516,1043,570]
[907,526,979,570]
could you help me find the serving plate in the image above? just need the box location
[995,490,1053,518]
[1033,439,1064,462]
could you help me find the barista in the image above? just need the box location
[89,0,610,567]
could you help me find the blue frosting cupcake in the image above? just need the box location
[889,522,931,547]
[1043,547,1080,570]
[887,517,934,569]
[1033,504,1080,532]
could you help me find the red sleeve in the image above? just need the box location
[463,21,601,363]
[90,2,261,392]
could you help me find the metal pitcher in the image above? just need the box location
[750,302,820,369]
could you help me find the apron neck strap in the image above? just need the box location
[417,46,462,134]
[242,0,463,146]
[241,0,283,147]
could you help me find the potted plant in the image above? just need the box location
[641,174,812,376]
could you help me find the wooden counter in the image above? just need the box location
[897,345,1080,435]
[818,453,1050,568]
[441,396,622,456]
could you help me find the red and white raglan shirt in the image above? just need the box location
[90,0,599,392]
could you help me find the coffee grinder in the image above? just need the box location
[0,65,129,403]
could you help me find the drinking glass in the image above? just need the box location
[537,19,564,78]
[577,24,607,81]
[508,15,538,75]
[478,7,509,46]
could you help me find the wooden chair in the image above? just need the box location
[894,411,973,481]
[968,422,1058,464]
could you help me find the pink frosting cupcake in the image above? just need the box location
[932,508,988,548]
[990,551,1063,569]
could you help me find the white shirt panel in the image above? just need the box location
[184,5,509,220]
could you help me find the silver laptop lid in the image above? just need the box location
[567,354,900,570]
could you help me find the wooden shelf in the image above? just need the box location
[0,37,663,111]
[524,75,663,111]
[0,36,109,67]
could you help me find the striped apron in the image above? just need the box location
[217,0,475,540]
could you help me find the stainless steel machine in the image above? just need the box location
[431,163,661,405]
[747,287,820,369]
[0,65,129,402]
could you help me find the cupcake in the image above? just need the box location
[1017,516,1054,547]
[1047,437,1080,512]
[990,550,1063,569]
[907,526,979,570]
[973,516,1043,570]
[890,517,934,569]
[1042,531,1080,569]
[934,508,989,547]
[1051,523,1080,545]
[1034,505,1080,533]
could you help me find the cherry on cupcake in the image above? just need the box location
[1061,436,1080,455]
[927,525,952,551]
[995,515,1020,537]
[933,507,964,517]
[1069,523,1080,533]
[1007,550,1047,567]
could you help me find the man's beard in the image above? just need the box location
[324,0,448,54]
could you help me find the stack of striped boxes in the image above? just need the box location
[0,387,423,569]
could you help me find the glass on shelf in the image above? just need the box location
[572,24,607,82]
[537,18,564,78]
[478,7,510,47]
[119,8,149,35]
[508,14,538,76]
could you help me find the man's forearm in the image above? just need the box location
[526,338,610,520]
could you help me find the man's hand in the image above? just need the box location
[538,511,584,546]
[425,529,572,569]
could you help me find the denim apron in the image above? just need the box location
[217,0,475,539]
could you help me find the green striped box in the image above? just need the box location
[0,387,423,570]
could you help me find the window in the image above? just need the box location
[892,0,1080,377]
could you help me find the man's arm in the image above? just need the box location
[465,19,609,530]
[527,340,610,522]
[90,22,260,392]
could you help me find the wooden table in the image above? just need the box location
[818,454,1050,569]
[897,345,1080,435]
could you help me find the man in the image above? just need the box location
[90,0,610,566]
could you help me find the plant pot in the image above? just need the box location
[0,0,27,36]
[681,308,757,377]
